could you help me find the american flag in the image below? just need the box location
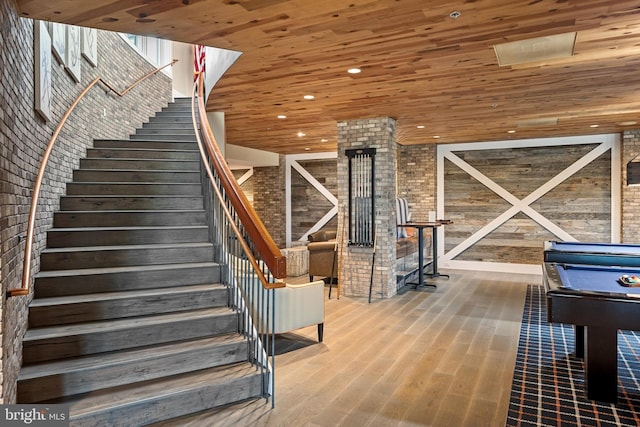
[194,44,206,80]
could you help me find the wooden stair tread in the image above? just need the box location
[35,262,219,278]
[94,140,195,144]
[126,138,198,143]
[75,168,199,172]
[53,209,206,213]
[56,363,260,418]
[19,334,243,380]
[49,225,207,232]
[84,156,198,161]
[61,194,203,198]
[88,147,198,152]
[41,242,213,253]
[66,181,201,185]
[81,159,197,164]
[28,284,225,307]
[24,307,233,341]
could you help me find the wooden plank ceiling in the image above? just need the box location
[15,0,640,154]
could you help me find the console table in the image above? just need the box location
[398,220,452,289]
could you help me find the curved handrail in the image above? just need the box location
[192,74,287,282]
[7,60,178,298]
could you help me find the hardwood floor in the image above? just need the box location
[153,269,540,427]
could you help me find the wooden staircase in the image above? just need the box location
[18,98,265,425]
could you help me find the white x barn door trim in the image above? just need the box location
[437,134,621,274]
[235,168,253,186]
[285,152,338,247]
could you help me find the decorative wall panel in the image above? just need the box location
[65,25,81,82]
[34,20,52,121]
[437,135,620,273]
[82,27,97,67]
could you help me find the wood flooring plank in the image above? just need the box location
[402,372,454,425]
[463,398,500,427]
[473,350,510,403]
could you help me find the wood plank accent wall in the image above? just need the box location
[443,144,612,265]
[291,159,338,242]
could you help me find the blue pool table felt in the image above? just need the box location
[555,264,640,296]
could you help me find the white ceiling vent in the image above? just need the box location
[494,32,577,66]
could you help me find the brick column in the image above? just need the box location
[337,118,397,298]
[622,130,640,242]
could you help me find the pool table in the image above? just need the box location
[544,240,640,267]
[543,262,640,402]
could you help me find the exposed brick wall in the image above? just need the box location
[622,130,640,242]
[0,5,172,402]
[337,118,397,298]
[397,144,436,221]
[251,156,286,248]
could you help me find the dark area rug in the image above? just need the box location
[506,284,640,427]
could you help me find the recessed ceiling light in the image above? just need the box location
[433,135,440,139]
[321,138,328,142]
[590,124,599,128]
[297,131,306,137]
[277,115,287,119]
[449,11,461,19]
[507,130,516,134]
[417,125,425,129]
[304,147,311,151]
[347,68,361,74]
[303,95,315,100]
[619,121,638,126]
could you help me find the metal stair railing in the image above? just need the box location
[191,73,286,407]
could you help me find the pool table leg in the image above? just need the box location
[574,325,584,358]
[584,326,618,403]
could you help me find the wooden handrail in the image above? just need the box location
[192,74,287,282]
[7,60,177,298]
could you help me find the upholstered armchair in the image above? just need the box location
[271,280,325,342]
[229,255,325,342]
[307,230,338,282]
